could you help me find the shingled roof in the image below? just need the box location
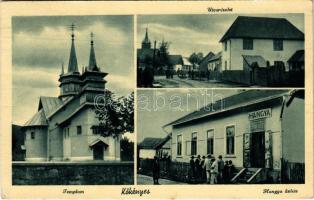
[139,136,171,150]
[165,90,289,127]
[24,109,48,127]
[38,96,64,117]
[169,55,183,66]
[220,16,304,42]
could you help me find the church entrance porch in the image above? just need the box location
[93,143,104,160]
[89,137,109,161]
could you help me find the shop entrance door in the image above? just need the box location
[251,131,265,168]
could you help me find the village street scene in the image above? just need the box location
[137,14,304,88]
[137,89,305,184]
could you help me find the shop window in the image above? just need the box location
[226,126,235,155]
[273,39,283,51]
[177,135,182,156]
[31,132,35,139]
[243,39,253,50]
[191,132,197,155]
[77,126,82,135]
[207,129,214,155]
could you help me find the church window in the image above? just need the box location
[31,132,35,139]
[77,126,82,135]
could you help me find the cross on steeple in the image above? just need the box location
[70,23,75,41]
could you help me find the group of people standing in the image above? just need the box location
[190,155,235,184]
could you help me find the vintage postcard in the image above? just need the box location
[0,1,313,199]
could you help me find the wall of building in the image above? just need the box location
[49,127,63,160]
[171,104,283,169]
[47,99,121,161]
[69,108,121,161]
[221,38,304,71]
[12,161,134,185]
[282,97,305,163]
[24,127,48,161]
[139,149,156,159]
[221,40,231,71]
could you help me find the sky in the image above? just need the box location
[137,89,240,142]
[137,14,304,58]
[12,15,134,125]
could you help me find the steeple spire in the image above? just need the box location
[143,27,150,43]
[142,26,151,49]
[67,23,79,73]
[88,32,99,71]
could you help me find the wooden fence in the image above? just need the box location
[281,160,305,183]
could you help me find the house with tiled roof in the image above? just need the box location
[220,16,304,72]
[164,89,304,183]
[139,136,171,159]
[23,31,121,161]
[199,51,215,74]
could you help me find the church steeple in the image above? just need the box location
[142,27,151,49]
[58,23,81,100]
[68,23,79,73]
[88,32,99,71]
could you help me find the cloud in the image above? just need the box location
[106,73,134,95]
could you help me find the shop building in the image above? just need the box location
[165,90,304,183]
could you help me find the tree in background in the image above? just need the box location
[188,52,204,79]
[156,41,171,74]
[94,91,134,138]
[120,136,134,161]
[188,52,204,66]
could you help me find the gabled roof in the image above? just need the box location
[220,16,304,42]
[288,50,304,63]
[165,90,289,127]
[242,55,267,68]
[200,51,215,65]
[24,109,48,127]
[169,55,183,65]
[139,135,171,150]
[208,52,222,62]
[38,96,64,117]
[89,136,109,147]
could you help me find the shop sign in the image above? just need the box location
[248,108,271,120]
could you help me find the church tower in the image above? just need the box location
[141,27,151,49]
[80,32,108,104]
[59,24,81,100]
